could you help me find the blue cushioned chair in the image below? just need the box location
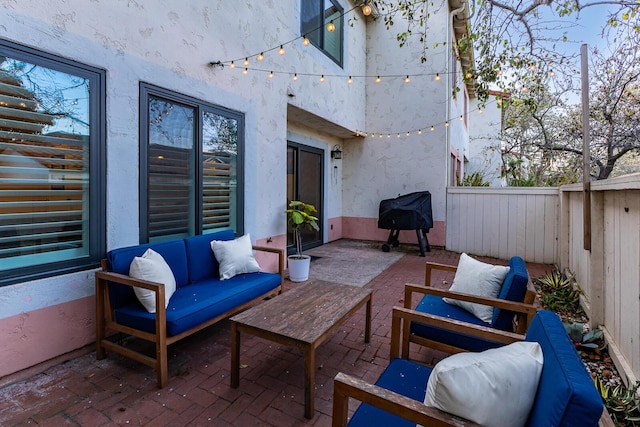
[332,309,609,427]
[401,256,537,357]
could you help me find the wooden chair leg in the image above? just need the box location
[157,344,168,388]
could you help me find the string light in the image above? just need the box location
[478,108,483,114]
[430,126,435,131]
[348,76,353,84]
[497,69,503,75]
[418,129,422,135]
[397,133,401,138]
[269,71,274,78]
[244,57,249,66]
[327,21,335,32]
[258,53,264,61]
[445,121,449,127]
[230,61,235,69]
[320,74,325,82]
[459,115,463,121]
[549,70,555,76]
[243,68,248,75]
[404,75,410,83]
[376,76,381,83]
[293,73,298,81]
[303,36,310,46]
[435,73,441,81]
[279,45,285,56]
[362,3,372,15]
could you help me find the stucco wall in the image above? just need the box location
[0,0,368,378]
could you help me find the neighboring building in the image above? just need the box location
[0,0,473,378]
[467,92,510,187]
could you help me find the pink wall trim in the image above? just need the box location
[328,217,342,242]
[0,296,95,378]
[254,235,287,273]
[342,216,446,247]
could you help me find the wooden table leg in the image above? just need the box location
[364,295,372,343]
[304,345,315,419]
[230,322,240,388]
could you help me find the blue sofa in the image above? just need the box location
[95,229,284,387]
[402,256,537,356]
[333,309,606,427]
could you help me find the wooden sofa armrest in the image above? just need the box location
[390,306,525,359]
[252,245,285,292]
[424,261,458,287]
[332,372,481,427]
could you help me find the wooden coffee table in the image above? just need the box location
[230,280,372,419]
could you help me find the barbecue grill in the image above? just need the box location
[377,191,433,256]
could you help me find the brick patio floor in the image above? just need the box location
[0,246,552,426]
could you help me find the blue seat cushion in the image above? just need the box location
[106,240,189,309]
[184,230,235,283]
[349,358,432,427]
[491,256,529,330]
[411,294,503,352]
[114,271,282,337]
[525,310,603,427]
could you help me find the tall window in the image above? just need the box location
[0,40,105,286]
[140,84,243,243]
[301,0,343,66]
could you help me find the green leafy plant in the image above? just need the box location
[459,171,490,187]
[285,200,319,257]
[595,379,640,426]
[563,321,605,351]
[536,269,583,317]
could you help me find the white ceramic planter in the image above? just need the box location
[288,254,311,282]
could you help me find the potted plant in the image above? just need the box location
[285,200,319,282]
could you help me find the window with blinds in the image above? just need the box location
[140,85,243,243]
[0,40,105,285]
[300,0,344,66]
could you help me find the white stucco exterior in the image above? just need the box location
[468,97,507,187]
[0,0,472,378]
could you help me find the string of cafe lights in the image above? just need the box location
[353,97,503,140]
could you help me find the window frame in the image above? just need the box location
[301,0,344,66]
[139,83,245,243]
[0,39,106,287]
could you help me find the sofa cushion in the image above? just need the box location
[129,248,177,313]
[210,233,261,280]
[184,229,235,283]
[491,256,529,330]
[114,271,282,337]
[424,341,544,427]
[348,358,432,427]
[106,239,189,308]
[525,310,603,427]
[412,294,504,352]
[443,253,510,323]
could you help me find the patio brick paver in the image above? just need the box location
[0,247,552,426]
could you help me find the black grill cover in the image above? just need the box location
[378,191,433,230]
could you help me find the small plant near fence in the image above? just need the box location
[535,269,584,321]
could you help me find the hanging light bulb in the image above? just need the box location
[397,133,401,138]
[379,134,383,138]
[269,71,274,78]
[327,21,335,32]
[478,108,483,114]
[243,68,248,75]
[418,129,422,135]
[258,53,264,61]
[293,73,298,81]
[320,74,325,82]
[279,45,285,56]
[549,70,555,76]
[465,72,473,79]
[404,75,410,83]
[444,121,449,127]
[435,73,441,81]
[387,134,391,138]
[362,4,372,15]
[459,115,464,121]
[303,36,310,46]
[497,69,503,75]
[348,76,353,84]
[376,75,381,83]
[406,131,410,137]
[244,57,249,66]
[230,61,235,69]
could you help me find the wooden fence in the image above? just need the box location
[446,177,640,385]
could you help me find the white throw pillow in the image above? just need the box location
[210,233,261,280]
[129,248,177,313]
[424,341,544,427]
[443,253,510,323]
